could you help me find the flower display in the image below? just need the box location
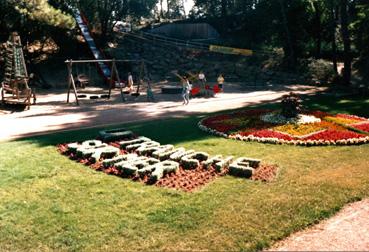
[323,116,364,126]
[272,123,325,137]
[199,109,369,146]
[261,113,321,125]
[58,131,272,192]
[352,122,369,133]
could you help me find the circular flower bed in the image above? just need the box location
[198,109,369,146]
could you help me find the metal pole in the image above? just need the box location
[67,60,72,103]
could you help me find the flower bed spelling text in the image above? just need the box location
[58,129,276,192]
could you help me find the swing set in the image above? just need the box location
[65,59,149,105]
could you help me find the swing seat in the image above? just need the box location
[77,74,89,88]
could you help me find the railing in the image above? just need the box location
[119,31,211,51]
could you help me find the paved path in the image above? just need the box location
[269,199,369,251]
[0,84,325,141]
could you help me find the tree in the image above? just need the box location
[71,0,158,44]
[167,0,185,19]
[12,0,75,29]
[340,0,351,85]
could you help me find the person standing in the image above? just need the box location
[217,74,225,92]
[146,79,155,102]
[127,72,134,92]
[182,76,191,105]
[198,71,206,86]
[198,71,207,96]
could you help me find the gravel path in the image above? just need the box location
[269,199,369,251]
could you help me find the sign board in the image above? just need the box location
[209,45,253,56]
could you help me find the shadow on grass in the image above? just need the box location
[22,115,213,147]
[17,93,369,147]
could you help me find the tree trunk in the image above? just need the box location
[182,0,186,16]
[340,0,351,85]
[330,2,338,74]
[160,0,164,19]
[313,1,322,58]
[278,0,295,67]
[166,0,170,18]
[221,0,227,17]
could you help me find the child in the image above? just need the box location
[217,74,225,92]
[182,76,191,105]
[127,72,134,92]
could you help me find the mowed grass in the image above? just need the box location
[0,95,369,251]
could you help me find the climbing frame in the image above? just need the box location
[1,32,36,109]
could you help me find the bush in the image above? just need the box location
[214,156,234,173]
[228,164,254,178]
[281,92,302,118]
[306,58,336,84]
[98,129,134,142]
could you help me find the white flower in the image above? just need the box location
[260,112,321,125]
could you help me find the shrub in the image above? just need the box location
[202,155,223,169]
[307,58,335,84]
[236,157,261,169]
[228,164,254,178]
[180,152,209,170]
[281,92,302,118]
[214,156,234,172]
[119,137,151,149]
[98,129,134,142]
[170,149,195,162]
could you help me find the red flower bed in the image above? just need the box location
[336,114,367,121]
[237,129,294,141]
[199,109,369,146]
[212,124,239,133]
[310,110,330,119]
[303,130,365,141]
[233,109,272,117]
[352,122,369,133]
[202,114,231,124]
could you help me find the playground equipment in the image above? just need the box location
[66,59,150,105]
[1,32,36,109]
[74,10,112,83]
[73,10,153,103]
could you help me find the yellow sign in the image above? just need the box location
[209,45,253,56]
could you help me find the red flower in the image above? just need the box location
[212,125,238,133]
[303,130,365,141]
[237,129,294,141]
[336,114,367,121]
[309,110,330,119]
[352,123,369,133]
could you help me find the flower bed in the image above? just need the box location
[351,122,369,133]
[199,110,369,146]
[58,130,276,192]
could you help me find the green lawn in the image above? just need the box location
[0,94,368,251]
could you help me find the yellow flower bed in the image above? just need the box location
[324,116,362,125]
[273,123,326,137]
